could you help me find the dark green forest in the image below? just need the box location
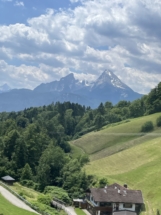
[0,82,161,198]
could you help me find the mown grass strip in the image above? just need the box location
[71,113,161,161]
[0,193,36,215]
[74,208,87,215]
[85,137,161,215]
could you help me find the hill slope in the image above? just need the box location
[71,113,161,161]
[70,113,161,214]
[0,193,36,215]
[85,136,161,215]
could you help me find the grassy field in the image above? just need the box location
[85,137,161,215]
[70,113,161,214]
[71,113,161,161]
[70,144,85,158]
[11,183,39,202]
[0,193,36,215]
[74,208,87,215]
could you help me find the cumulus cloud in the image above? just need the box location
[0,0,161,93]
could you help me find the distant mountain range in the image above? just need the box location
[0,71,143,112]
[0,84,11,93]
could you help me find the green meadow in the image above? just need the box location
[70,113,161,215]
[74,208,87,215]
[71,113,161,161]
[0,193,36,215]
[85,136,161,215]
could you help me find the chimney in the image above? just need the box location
[124,184,128,189]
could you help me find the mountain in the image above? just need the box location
[0,83,11,93]
[89,70,142,104]
[0,71,143,112]
[34,73,90,93]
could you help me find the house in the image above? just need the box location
[85,183,144,215]
[1,175,15,185]
[73,199,87,209]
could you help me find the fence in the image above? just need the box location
[0,181,73,215]
[51,200,73,215]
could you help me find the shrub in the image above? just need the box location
[156,116,161,127]
[141,121,154,132]
[157,209,160,215]
[20,179,40,190]
[99,177,108,188]
[18,191,26,199]
[37,194,51,206]
[44,186,71,204]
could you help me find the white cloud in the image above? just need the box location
[0,60,50,89]
[14,1,24,7]
[70,0,81,3]
[0,0,161,93]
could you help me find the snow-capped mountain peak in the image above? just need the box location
[0,71,143,112]
[93,70,126,89]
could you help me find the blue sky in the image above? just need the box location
[0,0,161,93]
[0,0,79,25]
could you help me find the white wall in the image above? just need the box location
[119,203,135,211]
[112,203,135,212]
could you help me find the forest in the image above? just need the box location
[0,82,160,198]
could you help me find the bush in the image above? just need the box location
[156,116,161,127]
[20,180,40,190]
[44,186,71,204]
[37,194,51,206]
[141,121,154,132]
[18,191,26,199]
[30,201,60,215]
[157,209,160,215]
[99,178,108,188]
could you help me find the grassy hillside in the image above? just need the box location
[85,136,161,215]
[71,113,161,161]
[0,193,36,215]
[11,183,39,202]
[11,183,66,215]
[70,113,161,214]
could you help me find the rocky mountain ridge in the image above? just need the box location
[0,71,143,112]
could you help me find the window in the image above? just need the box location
[123,203,133,208]
[100,202,112,207]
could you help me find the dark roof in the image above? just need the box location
[113,211,137,215]
[107,183,125,190]
[89,183,144,204]
[1,175,15,181]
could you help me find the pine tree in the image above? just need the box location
[21,163,33,181]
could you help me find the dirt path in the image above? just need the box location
[65,206,78,215]
[0,185,39,214]
[51,200,77,215]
